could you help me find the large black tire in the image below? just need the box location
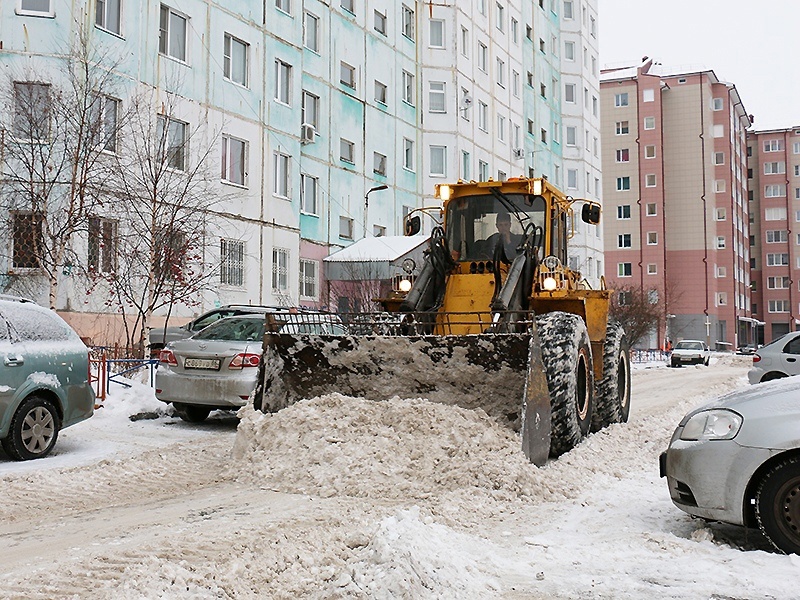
[756,457,800,554]
[1,395,61,460]
[592,320,631,431]
[173,403,211,423]
[535,312,594,457]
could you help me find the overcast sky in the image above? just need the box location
[598,0,800,131]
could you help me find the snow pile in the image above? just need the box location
[232,393,553,503]
[327,507,510,599]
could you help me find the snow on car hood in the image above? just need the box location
[691,376,800,418]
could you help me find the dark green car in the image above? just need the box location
[0,296,94,460]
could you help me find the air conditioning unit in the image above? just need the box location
[512,148,525,160]
[300,123,316,144]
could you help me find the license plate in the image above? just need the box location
[184,357,221,370]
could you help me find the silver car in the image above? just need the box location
[660,377,800,554]
[747,331,800,384]
[155,314,266,422]
[0,296,94,460]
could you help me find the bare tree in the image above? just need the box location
[0,25,126,307]
[610,285,663,349]
[98,88,224,355]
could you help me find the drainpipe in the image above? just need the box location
[783,129,796,331]
[698,76,710,348]
[659,81,669,345]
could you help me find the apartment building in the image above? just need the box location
[747,128,800,342]
[600,59,752,350]
[560,0,602,288]
[1,0,572,344]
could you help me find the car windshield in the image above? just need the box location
[675,341,703,350]
[193,317,265,342]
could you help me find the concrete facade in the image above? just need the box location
[747,128,800,342]
[600,60,752,350]
[1,0,574,345]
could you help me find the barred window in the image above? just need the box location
[220,239,244,287]
[88,217,117,273]
[299,259,318,299]
[272,247,289,292]
[12,213,43,269]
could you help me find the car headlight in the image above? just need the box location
[679,409,742,441]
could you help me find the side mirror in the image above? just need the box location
[405,215,421,236]
[581,202,601,225]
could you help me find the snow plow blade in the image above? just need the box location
[255,327,552,466]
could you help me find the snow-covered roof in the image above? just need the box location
[324,235,428,263]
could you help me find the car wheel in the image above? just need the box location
[670,360,679,368]
[704,357,709,366]
[173,403,211,423]
[1,395,61,461]
[761,372,787,383]
[756,457,800,554]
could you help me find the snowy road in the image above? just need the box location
[2,355,800,599]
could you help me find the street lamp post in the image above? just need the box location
[666,314,676,348]
[364,184,389,238]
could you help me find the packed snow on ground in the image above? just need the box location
[1,354,800,599]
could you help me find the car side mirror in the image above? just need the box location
[581,202,601,225]
[405,215,421,236]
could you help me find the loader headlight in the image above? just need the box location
[679,409,742,441]
[398,278,412,292]
[439,185,452,201]
[543,277,558,291]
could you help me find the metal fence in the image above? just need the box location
[631,349,668,364]
[89,347,158,401]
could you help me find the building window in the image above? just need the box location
[618,262,632,277]
[764,185,787,198]
[403,138,414,170]
[643,116,655,130]
[615,148,629,163]
[497,115,506,141]
[714,179,725,193]
[429,81,446,112]
[567,169,578,190]
[564,41,575,61]
[563,0,573,18]
[461,150,470,179]
[300,173,318,214]
[159,5,188,62]
[766,230,788,243]
[764,139,783,152]
[12,213,42,269]
[92,95,119,152]
[511,18,518,43]
[541,128,547,144]
[461,26,469,56]
[223,34,249,87]
[766,253,789,266]
[221,135,247,186]
[712,151,724,165]
[618,233,631,248]
[646,174,657,187]
[715,207,726,221]
[13,82,50,141]
[565,83,576,103]
[373,225,386,237]
[402,4,415,39]
[430,145,446,177]
[715,236,726,249]
[512,70,520,97]
[478,43,488,71]
[219,239,244,287]
[716,266,726,278]
[96,0,121,34]
[647,263,657,275]
[768,300,790,313]
[496,58,505,87]
[478,0,487,15]
[430,18,445,47]
[564,126,577,147]
[88,217,117,274]
[540,83,547,98]
[478,160,489,182]
[299,259,318,299]
[373,152,387,176]
[340,138,355,163]
[374,10,387,35]
[339,216,354,239]
[767,276,790,289]
[617,205,631,219]
[275,60,292,104]
[402,70,414,104]
[614,92,628,107]
[373,80,388,105]
[616,176,631,191]
[275,0,291,14]
[643,88,654,102]
[157,115,188,171]
[478,101,488,131]
[647,231,658,245]
[340,62,356,89]
[764,207,788,221]
[273,152,290,198]
[615,121,629,135]
[304,12,320,51]
[716,292,727,306]
[764,161,786,174]
[272,248,289,292]
[340,0,354,13]
[496,2,505,30]
[302,91,319,128]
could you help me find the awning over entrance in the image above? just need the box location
[324,235,429,281]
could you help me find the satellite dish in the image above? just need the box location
[460,92,473,110]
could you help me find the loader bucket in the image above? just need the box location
[256,322,552,465]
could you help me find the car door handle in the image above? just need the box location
[4,354,24,367]
[787,357,797,363]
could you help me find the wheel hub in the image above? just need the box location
[780,479,800,535]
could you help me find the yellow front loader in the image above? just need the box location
[256,177,631,465]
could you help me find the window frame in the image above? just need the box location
[221,134,247,187]
[223,33,249,87]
